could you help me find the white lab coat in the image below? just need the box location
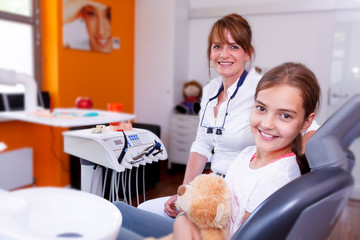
[190,68,261,175]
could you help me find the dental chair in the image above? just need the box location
[232,94,359,240]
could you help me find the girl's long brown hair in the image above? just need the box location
[254,62,321,174]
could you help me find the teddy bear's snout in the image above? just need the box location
[177,185,186,196]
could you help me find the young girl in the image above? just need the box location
[224,62,320,238]
[115,62,320,240]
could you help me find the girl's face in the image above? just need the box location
[250,84,313,155]
[210,30,250,82]
[83,4,111,53]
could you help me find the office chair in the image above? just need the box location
[232,94,359,240]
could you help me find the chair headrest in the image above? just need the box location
[306,94,360,170]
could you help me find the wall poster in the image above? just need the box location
[63,0,112,53]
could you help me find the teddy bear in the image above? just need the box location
[147,174,232,240]
[175,80,202,115]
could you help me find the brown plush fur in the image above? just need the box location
[147,174,232,240]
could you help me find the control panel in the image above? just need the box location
[63,127,167,172]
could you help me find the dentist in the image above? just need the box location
[164,13,262,217]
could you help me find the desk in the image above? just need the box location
[0,108,135,127]
[0,108,135,187]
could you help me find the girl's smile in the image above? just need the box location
[258,129,279,141]
[250,84,312,162]
[83,4,112,53]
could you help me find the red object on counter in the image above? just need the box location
[107,102,123,112]
[75,97,93,109]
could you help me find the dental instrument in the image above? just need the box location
[63,126,168,205]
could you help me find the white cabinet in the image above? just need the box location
[168,113,199,168]
[0,148,33,190]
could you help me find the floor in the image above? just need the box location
[329,199,360,240]
[138,161,360,240]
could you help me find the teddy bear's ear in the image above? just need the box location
[214,203,225,226]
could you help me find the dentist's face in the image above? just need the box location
[210,30,250,81]
[83,3,111,53]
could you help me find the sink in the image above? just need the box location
[0,187,122,240]
[0,189,7,196]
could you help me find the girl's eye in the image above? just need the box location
[256,106,265,111]
[231,45,239,50]
[212,44,221,49]
[86,10,96,17]
[281,113,292,119]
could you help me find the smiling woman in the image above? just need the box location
[63,0,112,53]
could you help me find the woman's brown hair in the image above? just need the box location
[254,62,321,174]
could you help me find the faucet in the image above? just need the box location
[0,68,38,112]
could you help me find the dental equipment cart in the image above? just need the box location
[63,126,168,205]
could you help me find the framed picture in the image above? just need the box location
[63,0,112,53]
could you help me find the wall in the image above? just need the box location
[134,0,188,146]
[44,0,135,112]
[0,0,135,187]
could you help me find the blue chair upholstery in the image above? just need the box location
[232,94,359,240]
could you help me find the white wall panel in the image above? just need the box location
[0,148,33,190]
[134,0,176,146]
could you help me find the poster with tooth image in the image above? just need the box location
[63,0,112,53]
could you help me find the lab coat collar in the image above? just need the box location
[223,70,248,99]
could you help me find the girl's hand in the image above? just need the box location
[173,214,201,240]
[164,194,178,218]
[63,0,104,24]
[63,0,89,24]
